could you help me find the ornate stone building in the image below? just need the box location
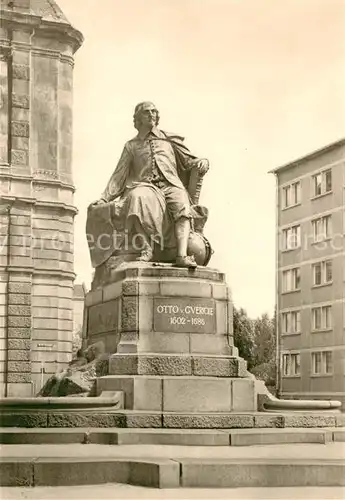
[0,0,82,396]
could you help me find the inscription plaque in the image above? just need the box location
[154,297,216,333]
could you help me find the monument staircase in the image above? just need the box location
[0,263,344,488]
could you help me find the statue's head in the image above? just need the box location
[133,101,160,130]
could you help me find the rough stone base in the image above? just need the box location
[0,410,343,429]
[109,353,247,377]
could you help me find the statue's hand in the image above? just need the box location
[195,159,209,176]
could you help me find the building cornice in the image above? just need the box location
[0,8,83,53]
[269,138,345,175]
[0,195,78,215]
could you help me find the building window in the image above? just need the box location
[282,268,301,292]
[312,169,332,197]
[311,351,333,375]
[312,260,333,286]
[311,305,332,331]
[312,215,332,242]
[282,310,301,334]
[282,353,300,376]
[282,225,301,250]
[282,181,301,208]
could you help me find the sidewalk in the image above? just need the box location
[1,442,344,489]
[1,484,345,500]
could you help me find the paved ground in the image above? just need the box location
[1,484,345,500]
[1,441,344,460]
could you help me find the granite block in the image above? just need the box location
[8,293,31,305]
[192,356,246,377]
[122,280,139,296]
[8,316,31,328]
[121,297,138,331]
[12,64,30,80]
[254,414,284,428]
[125,413,163,428]
[163,414,254,429]
[7,361,31,372]
[8,282,31,294]
[7,349,31,361]
[283,414,337,428]
[111,354,191,376]
[8,338,30,350]
[8,305,31,316]
[0,412,48,427]
[47,412,126,428]
[231,379,256,411]
[7,372,31,383]
[163,378,231,412]
[12,93,30,109]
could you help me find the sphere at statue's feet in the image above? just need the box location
[187,232,213,266]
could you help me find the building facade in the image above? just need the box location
[73,282,86,335]
[273,139,345,407]
[0,0,82,396]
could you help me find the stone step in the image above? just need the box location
[1,442,344,487]
[0,409,344,429]
[0,426,343,446]
[0,456,179,488]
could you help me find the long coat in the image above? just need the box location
[86,130,208,268]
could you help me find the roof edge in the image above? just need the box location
[269,137,345,175]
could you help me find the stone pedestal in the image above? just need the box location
[85,263,258,414]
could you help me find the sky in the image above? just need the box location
[58,0,345,318]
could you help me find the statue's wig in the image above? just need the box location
[133,101,160,130]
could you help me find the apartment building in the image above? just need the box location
[272,138,345,407]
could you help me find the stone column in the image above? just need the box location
[0,0,83,396]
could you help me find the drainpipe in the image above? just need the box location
[274,173,282,397]
[7,29,13,167]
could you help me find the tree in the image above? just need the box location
[251,312,276,387]
[233,307,255,369]
[253,313,275,367]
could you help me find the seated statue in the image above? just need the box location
[86,101,212,287]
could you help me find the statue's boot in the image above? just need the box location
[175,255,197,268]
